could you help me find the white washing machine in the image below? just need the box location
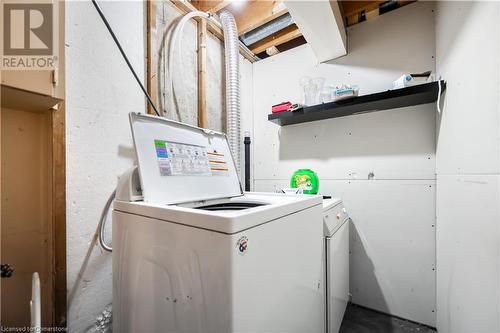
[113,113,324,333]
[323,198,350,333]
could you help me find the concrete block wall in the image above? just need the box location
[65,1,145,331]
[435,2,500,332]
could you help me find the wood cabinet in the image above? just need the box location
[0,1,66,328]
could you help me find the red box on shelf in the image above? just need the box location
[272,102,293,113]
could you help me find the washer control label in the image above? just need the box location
[236,236,248,254]
[154,140,211,176]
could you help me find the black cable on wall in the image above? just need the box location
[91,0,160,116]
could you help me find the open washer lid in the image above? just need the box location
[129,112,243,205]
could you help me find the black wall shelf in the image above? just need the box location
[268,81,446,126]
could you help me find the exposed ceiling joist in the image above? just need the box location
[340,0,384,17]
[240,12,293,46]
[339,0,416,27]
[191,0,231,13]
[226,1,287,35]
[210,0,301,57]
[238,7,288,36]
[188,0,300,60]
[275,35,306,53]
[250,24,302,54]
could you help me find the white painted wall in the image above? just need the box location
[65,1,145,331]
[250,1,437,326]
[435,2,500,332]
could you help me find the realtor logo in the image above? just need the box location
[4,4,53,55]
[1,2,57,69]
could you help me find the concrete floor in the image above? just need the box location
[340,304,437,333]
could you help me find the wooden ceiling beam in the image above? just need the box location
[238,7,288,36]
[339,0,415,27]
[225,1,287,36]
[250,24,302,55]
[191,0,231,13]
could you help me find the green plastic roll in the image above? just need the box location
[290,169,319,194]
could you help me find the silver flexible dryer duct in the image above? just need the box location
[219,10,241,175]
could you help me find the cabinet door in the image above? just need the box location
[1,1,64,99]
[1,107,54,327]
[329,220,349,333]
[1,70,55,97]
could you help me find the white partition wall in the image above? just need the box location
[435,2,500,332]
[250,1,438,326]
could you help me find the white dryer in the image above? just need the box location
[113,113,324,333]
[323,198,350,333]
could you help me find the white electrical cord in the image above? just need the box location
[98,190,115,252]
[158,11,216,118]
